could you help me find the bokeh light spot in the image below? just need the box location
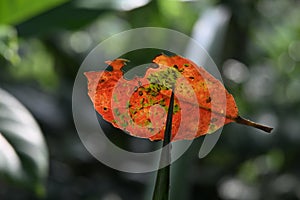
[244,65,276,101]
[288,41,300,62]
[278,52,295,73]
[286,80,300,102]
[223,59,249,83]
[70,31,92,53]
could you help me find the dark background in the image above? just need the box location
[1,0,300,199]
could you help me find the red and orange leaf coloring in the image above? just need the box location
[84,54,273,141]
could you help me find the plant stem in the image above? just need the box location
[235,116,273,133]
[152,89,175,200]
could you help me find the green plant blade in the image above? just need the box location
[0,0,69,25]
[0,88,49,197]
[152,89,175,200]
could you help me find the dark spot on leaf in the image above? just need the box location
[103,107,107,111]
[139,91,143,96]
[148,127,154,132]
[189,76,194,80]
[105,65,113,72]
[184,64,189,67]
[99,79,105,83]
[206,97,212,103]
[173,65,179,70]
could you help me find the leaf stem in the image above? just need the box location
[152,88,175,200]
[235,116,273,133]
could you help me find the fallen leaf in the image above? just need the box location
[84,54,273,141]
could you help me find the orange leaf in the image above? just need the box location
[84,54,273,141]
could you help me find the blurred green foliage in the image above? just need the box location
[0,0,68,24]
[0,25,20,65]
[0,89,49,197]
[0,0,300,200]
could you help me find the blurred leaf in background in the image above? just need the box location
[0,25,20,65]
[0,0,69,25]
[0,88,49,197]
